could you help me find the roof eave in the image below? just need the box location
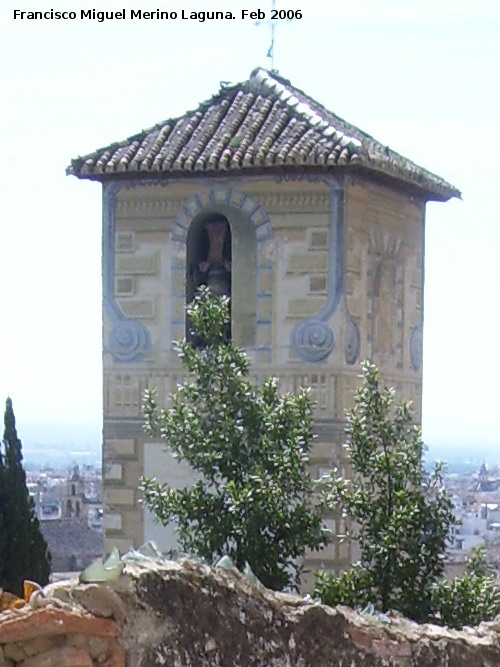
[350,164,461,202]
[67,162,461,202]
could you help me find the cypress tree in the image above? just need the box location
[0,442,6,585]
[0,398,51,596]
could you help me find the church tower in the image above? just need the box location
[68,68,459,576]
[65,465,84,519]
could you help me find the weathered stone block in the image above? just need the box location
[256,324,271,347]
[115,232,135,253]
[21,636,64,658]
[106,488,135,507]
[287,252,328,274]
[310,275,327,292]
[115,276,135,296]
[309,230,328,248]
[4,643,26,662]
[106,439,136,459]
[17,645,93,667]
[104,464,123,481]
[257,297,272,322]
[117,298,155,319]
[287,297,325,318]
[105,513,123,532]
[115,254,157,275]
[257,268,273,295]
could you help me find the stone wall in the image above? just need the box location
[0,607,124,666]
[2,560,500,666]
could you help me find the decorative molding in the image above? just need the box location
[410,325,423,372]
[104,366,337,419]
[368,231,405,367]
[116,197,186,214]
[291,176,344,363]
[344,319,360,365]
[368,230,404,259]
[248,192,329,210]
[115,191,329,214]
[103,183,151,362]
[171,186,272,242]
[293,320,335,363]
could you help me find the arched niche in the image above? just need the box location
[171,187,272,357]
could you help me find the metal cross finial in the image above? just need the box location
[255,0,294,74]
[267,0,277,71]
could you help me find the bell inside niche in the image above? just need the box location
[197,215,232,298]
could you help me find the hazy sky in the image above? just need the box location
[0,0,499,451]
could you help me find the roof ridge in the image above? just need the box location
[248,68,364,153]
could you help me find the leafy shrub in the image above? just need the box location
[314,563,373,611]
[432,547,500,628]
[314,361,455,623]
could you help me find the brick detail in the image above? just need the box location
[0,609,121,644]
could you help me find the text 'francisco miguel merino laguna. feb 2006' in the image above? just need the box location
[12,8,303,22]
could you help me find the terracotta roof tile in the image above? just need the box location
[68,68,460,201]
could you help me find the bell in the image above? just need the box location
[206,262,231,297]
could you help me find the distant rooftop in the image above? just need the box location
[40,518,103,572]
[68,68,460,202]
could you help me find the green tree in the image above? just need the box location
[0,398,51,596]
[314,361,455,622]
[432,547,500,628]
[140,287,328,591]
[0,444,6,585]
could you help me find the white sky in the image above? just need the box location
[0,0,499,451]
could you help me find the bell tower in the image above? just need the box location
[67,68,459,578]
[65,465,84,519]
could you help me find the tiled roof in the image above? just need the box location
[40,518,103,563]
[68,68,460,201]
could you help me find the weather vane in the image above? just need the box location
[256,0,295,73]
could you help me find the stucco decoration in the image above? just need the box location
[170,184,273,361]
[410,325,423,371]
[368,232,404,368]
[103,183,152,363]
[291,177,344,363]
[109,320,151,363]
[293,321,335,363]
[344,319,360,365]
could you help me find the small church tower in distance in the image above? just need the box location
[65,465,84,519]
[68,68,459,576]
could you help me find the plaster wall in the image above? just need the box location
[101,174,426,566]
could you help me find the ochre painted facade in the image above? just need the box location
[102,173,425,575]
